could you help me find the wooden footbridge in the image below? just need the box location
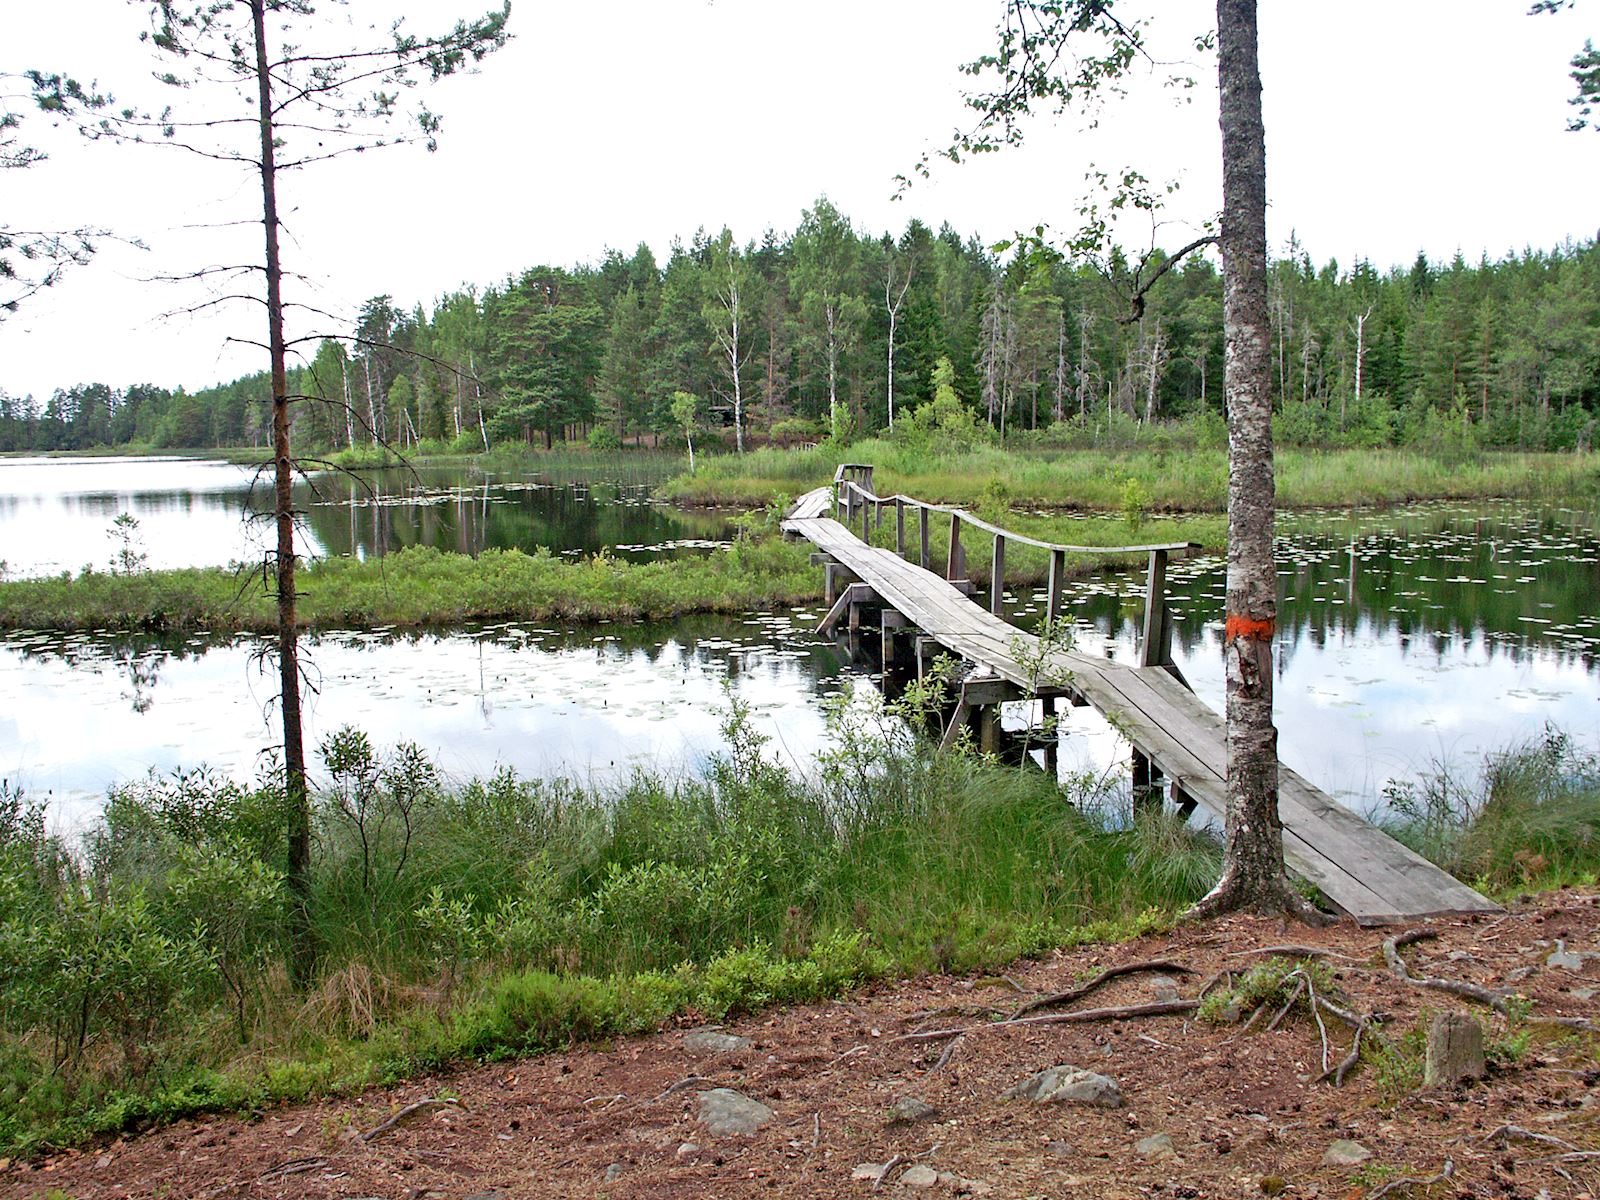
[783,465,1497,927]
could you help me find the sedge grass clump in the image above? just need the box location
[1381,727,1600,893]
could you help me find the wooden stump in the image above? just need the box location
[1424,1011,1485,1086]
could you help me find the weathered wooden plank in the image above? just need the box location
[787,503,1497,923]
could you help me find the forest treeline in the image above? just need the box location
[3,198,1598,455]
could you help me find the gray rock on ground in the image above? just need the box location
[899,1164,940,1189]
[1145,975,1183,1003]
[1425,1011,1486,1086]
[695,1088,775,1136]
[1323,1139,1373,1167]
[1547,939,1590,972]
[1134,1132,1176,1160]
[890,1096,941,1123]
[683,1028,753,1054]
[1000,1065,1124,1108]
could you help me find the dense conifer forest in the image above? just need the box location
[3,199,1596,455]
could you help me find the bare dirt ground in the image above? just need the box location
[7,888,1600,1200]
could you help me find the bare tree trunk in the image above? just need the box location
[1054,311,1067,423]
[1077,308,1094,417]
[341,357,354,449]
[364,356,377,447]
[825,303,840,436]
[1191,0,1318,923]
[884,261,911,431]
[1142,315,1167,423]
[713,271,748,453]
[1351,304,1373,428]
[251,0,313,985]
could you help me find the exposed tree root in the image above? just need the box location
[1383,929,1510,1013]
[1184,873,1331,927]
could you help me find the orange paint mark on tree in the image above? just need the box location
[1225,613,1276,643]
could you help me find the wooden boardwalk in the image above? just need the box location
[784,480,1497,927]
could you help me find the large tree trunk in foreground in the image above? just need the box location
[1191,0,1320,922]
[252,0,314,983]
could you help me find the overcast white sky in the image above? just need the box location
[2,0,1595,401]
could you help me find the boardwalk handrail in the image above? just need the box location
[827,463,1199,669]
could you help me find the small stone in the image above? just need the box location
[1424,1011,1486,1087]
[603,1163,624,1182]
[676,1142,701,1159]
[1548,940,1587,971]
[1322,1139,1372,1167]
[1507,965,1538,983]
[959,1181,995,1197]
[1259,1177,1287,1196]
[684,1028,753,1054]
[1146,975,1182,1003]
[852,1163,886,1182]
[1001,1065,1124,1108]
[1447,950,1476,962]
[1047,1140,1075,1158]
[890,1096,940,1123]
[1573,987,1599,1001]
[696,1088,775,1136]
[1134,1132,1176,1160]
[900,1164,940,1189]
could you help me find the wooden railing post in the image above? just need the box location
[861,493,871,541]
[1139,548,1171,668]
[990,534,1006,615]
[895,499,905,556]
[947,511,963,582]
[1046,549,1065,629]
[919,507,930,569]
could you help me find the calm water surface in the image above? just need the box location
[2,459,1598,825]
[0,455,732,577]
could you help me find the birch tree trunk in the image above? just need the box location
[825,302,839,436]
[1352,304,1373,427]
[884,262,911,431]
[1191,0,1319,922]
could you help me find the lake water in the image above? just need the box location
[2,457,1598,827]
[0,454,732,578]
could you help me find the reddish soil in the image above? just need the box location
[7,889,1600,1200]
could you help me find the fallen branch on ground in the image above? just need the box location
[891,999,1198,1046]
[259,1156,328,1180]
[1479,1124,1578,1151]
[1228,945,1361,962]
[1367,1159,1453,1198]
[931,1034,964,1072]
[360,1097,463,1143]
[653,1075,712,1102]
[1010,960,1197,1019]
[872,1153,907,1189]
